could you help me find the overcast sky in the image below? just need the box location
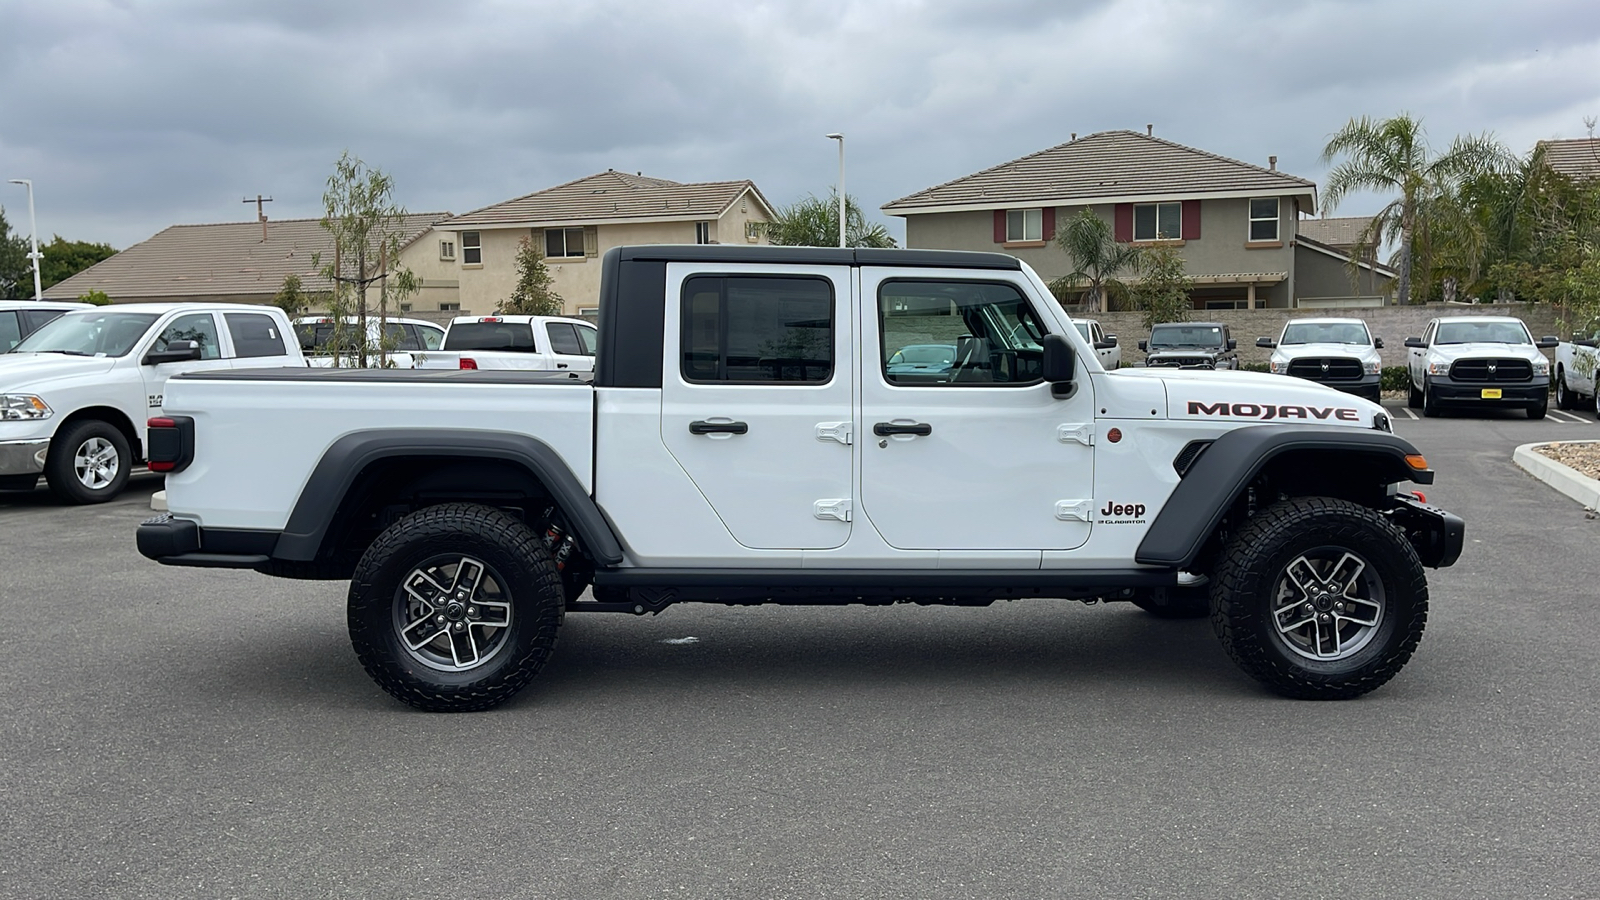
[1,0,1597,249]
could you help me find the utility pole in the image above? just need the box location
[825,134,845,248]
[243,194,273,241]
[7,179,43,300]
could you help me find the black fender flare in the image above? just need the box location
[272,429,625,565]
[1135,425,1431,568]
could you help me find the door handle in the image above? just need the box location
[690,420,749,435]
[873,422,932,436]
[556,363,569,369]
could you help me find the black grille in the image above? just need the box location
[1173,440,1213,477]
[1449,358,1533,382]
[1287,357,1364,381]
[1148,356,1214,368]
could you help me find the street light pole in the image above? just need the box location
[825,133,845,248]
[7,179,43,300]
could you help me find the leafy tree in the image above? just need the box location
[0,207,32,300]
[40,236,116,290]
[1048,208,1141,313]
[498,237,563,315]
[272,273,315,317]
[77,289,112,306]
[1320,114,1509,304]
[768,190,897,248]
[314,151,419,367]
[1131,245,1192,330]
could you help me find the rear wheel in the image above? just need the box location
[348,503,563,712]
[1211,497,1427,700]
[45,420,131,504]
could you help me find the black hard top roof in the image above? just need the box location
[610,244,1022,271]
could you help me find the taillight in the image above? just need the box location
[478,317,502,323]
[146,416,195,474]
[459,357,478,370]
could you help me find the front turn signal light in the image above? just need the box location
[1405,453,1430,470]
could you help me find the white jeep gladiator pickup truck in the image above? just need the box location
[138,246,1463,711]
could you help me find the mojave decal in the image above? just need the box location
[1186,400,1360,422]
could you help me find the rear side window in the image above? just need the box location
[225,313,288,358]
[681,276,833,383]
[0,312,20,352]
[444,322,537,352]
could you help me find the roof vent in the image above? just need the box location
[1071,132,1077,140]
[1146,124,1152,136]
[1269,155,1278,171]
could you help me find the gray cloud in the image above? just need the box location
[1,0,1596,247]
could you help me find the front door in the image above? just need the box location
[659,264,854,550]
[859,270,1095,551]
[140,311,234,413]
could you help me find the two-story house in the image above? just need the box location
[883,129,1386,310]
[433,170,775,318]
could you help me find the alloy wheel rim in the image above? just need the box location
[393,555,513,672]
[1270,548,1385,661]
[74,437,119,490]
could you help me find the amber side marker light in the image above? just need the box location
[1405,454,1429,471]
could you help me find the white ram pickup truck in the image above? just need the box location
[293,315,446,368]
[1404,316,1558,418]
[414,315,598,372]
[1256,317,1384,401]
[138,246,1463,711]
[2,302,301,503]
[1553,324,1599,414]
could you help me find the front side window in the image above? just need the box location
[879,280,1046,386]
[681,276,833,383]
[575,324,598,356]
[546,322,582,355]
[154,313,222,360]
[461,232,482,265]
[1134,202,1182,241]
[1005,208,1042,242]
[224,313,287,358]
[546,227,585,258]
[1249,198,1280,242]
[14,311,159,358]
[416,324,445,350]
[0,312,21,352]
[1435,320,1532,345]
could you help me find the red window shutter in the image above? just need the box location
[993,210,1006,243]
[1114,204,1132,242]
[1182,200,1201,240]
[1042,207,1056,242]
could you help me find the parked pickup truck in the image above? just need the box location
[1404,316,1558,419]
[138,246,1463,711]
[414,315,598,372]
[2,303,302,502]
[1553,324,1599,415]
[1256,317,1383,401]
[1,300,90,352]
[1072,318,1120,370]
[294,315,446,368]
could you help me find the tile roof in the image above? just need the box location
[440,170,774,228]
[43,213,449,301]
[882,130,1316,214]
[1537,138,1600,180]
[1296,216,1380,248]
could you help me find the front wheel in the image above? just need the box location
[1211,497,1427,700]
[1421,379,1440,417]
[348,503,564,712]
[1407,377,1422,409]
[1554,368,1574,410]
[1527,393,1548,420]
[45,419,131,504]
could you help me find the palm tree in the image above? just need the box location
[1049,209,1141,313]
[768,190,897,248]
[1320,114,1509,304]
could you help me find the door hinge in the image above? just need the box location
[814,499,852,522]
[815,422,853,445]
[1055,500,1093,522]
[1057,423,1094,446]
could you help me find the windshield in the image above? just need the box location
[1281,322,1370,345]
[1149,324,1222,349]
[1436,321,1531,345]
[11,311,159,357]
[444,322,537,352]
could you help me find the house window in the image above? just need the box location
[439,239,456,261]
[1249,198,1280,242]
[1005,209,1043,242]
[546,227,585,258]
[695,221,715,244]
[1133,203,1182,241]
[577,306,600,320]
[461,232,481,265]
[399,303,413,312]
[440,302,461,312]
[744,221,762,242]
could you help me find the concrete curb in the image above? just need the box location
[1513,441,1600,510]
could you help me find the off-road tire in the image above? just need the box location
[348,503,563,712]
[1407,378,1422,409]
[45,419,131,505]
[1211,496,1428,700]
[1554,368,1574,410]
[1132,586,1211,619]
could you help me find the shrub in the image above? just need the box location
[1381,366,1409,392]
[1241,362,1270,372]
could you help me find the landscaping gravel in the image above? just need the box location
[1536,440,1600,479]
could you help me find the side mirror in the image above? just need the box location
[1536,335,1559,349]
[1256,337,1276,348]
[1042,333,1075,386]
[144,340,202,365]
[1093,338,1116,350]
[1404,337,1426,349]
[1137,339,1148,351]
[1104,334,1118,347]
[1226,338,1238,351]
[1373,337,1384,349]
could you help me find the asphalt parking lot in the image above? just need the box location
[2,414,1597,900]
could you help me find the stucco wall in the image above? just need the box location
[1295,243,1392,303]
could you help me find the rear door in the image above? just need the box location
[659,264,853,550]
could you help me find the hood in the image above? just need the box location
[1116,367,1387,427]
[0,353,120,389]
[1427,342,1546,362]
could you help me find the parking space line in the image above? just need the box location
[1398,406,1419,420]
[1549,410,1590,424]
